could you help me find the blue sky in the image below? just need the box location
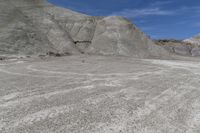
[48,0,200,39]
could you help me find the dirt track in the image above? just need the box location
[0,55,200,133]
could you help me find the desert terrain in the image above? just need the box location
[0,55,200,133]
[1,0,200,133]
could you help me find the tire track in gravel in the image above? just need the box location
[13,105,74,127]
[0,85,95,108]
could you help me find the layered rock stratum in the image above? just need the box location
[0,0,169,58]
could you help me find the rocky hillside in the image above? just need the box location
[155,39,200,56]
[184,34,200,46]
[0,0,168,58]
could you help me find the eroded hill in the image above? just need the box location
[0,0,169,58]
[155,38,200,57]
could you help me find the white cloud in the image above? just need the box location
[110,8,174,18]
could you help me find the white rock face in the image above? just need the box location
[0,0,168,58]
[184,34,200,46]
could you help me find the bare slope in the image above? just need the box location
[0,0,168,58]
[184,34,200,46]
[156,39,200,57]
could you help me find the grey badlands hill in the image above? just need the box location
[184,34,200,46]
[155,40,193,56]
[0,0,169,58]
[155,39,200,57]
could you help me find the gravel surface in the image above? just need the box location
[0,55,200,133]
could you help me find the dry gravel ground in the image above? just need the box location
[0,55,200,133]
